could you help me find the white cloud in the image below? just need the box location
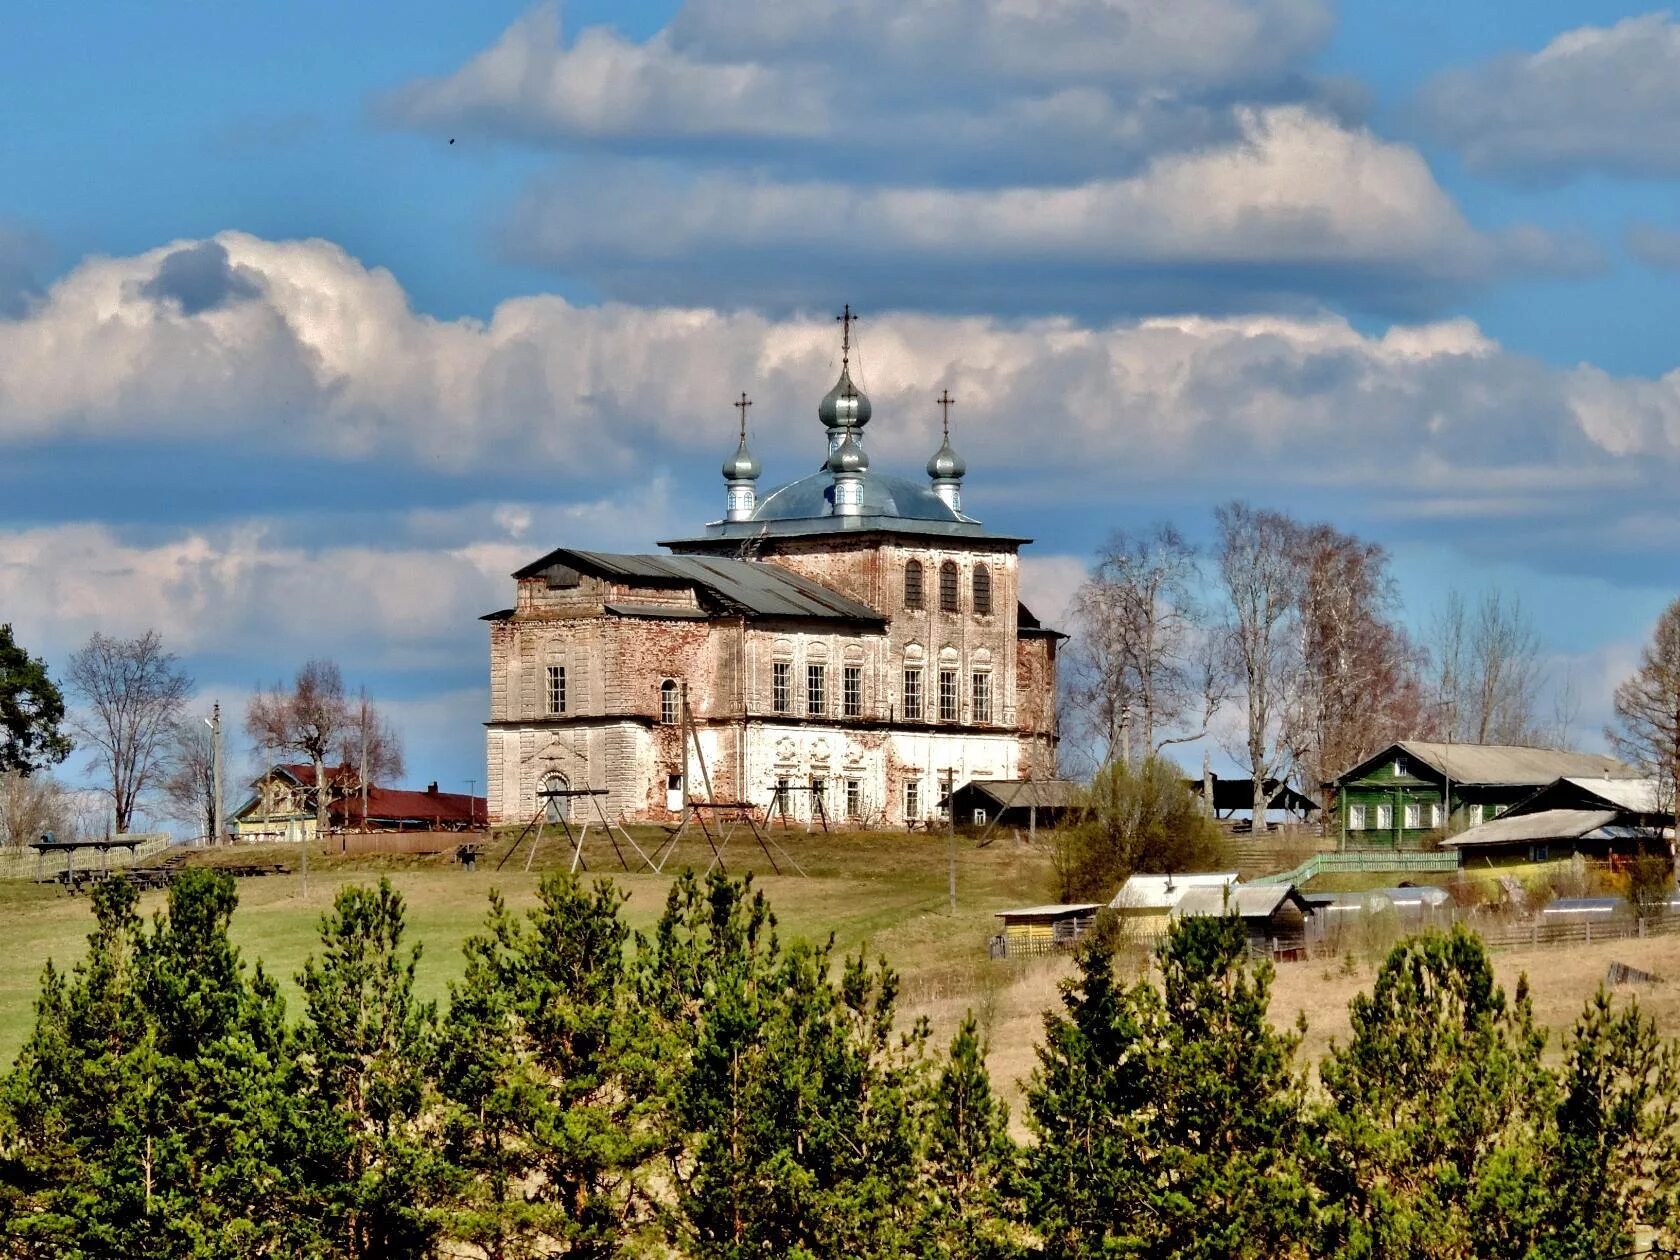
[1419,12,1680,180]
[1018,554,1088,627]
[0,230,1675,530]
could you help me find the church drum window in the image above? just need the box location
[939,560,960,612]
[938,668,959,722]
[660,679,679,725]
[902,667,923,721]
[904,559,924,610]
[807,663,826,717]
[772,661,792,714]
[546,665,566,715]
[843,665,862,719]
[973,565,992,616]
[971,671,992,724]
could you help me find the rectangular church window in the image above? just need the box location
[807,663,826,716]
[843,665,862,719]
[546,665,566,715]
[773,662,792,714]
[939,669,959,722]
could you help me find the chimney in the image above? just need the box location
[427,781,438,795]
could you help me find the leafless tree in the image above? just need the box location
[1295,523,1426,793]
[1609,597,1680,814]
[1066,524,1226,765]
[1215,502,1309,823]
[336,691,406,828]
[1428,587,1544,744]
[160,719,231,844]
[0,770,68,846]
[247,659,350,893]
[65,630,194,833]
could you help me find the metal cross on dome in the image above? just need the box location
[937,388,955,438]
[734,391,752,440]
[836,303,858,364]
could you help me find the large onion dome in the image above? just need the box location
[926,433,966,480]
[817,365,872,430]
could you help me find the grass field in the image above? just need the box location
[2,830,1677,1113]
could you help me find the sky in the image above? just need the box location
[3,0,1679,813]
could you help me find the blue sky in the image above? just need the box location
[3,1,1678,809]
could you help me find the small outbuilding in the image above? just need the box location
[1172,883,1318,956]
[992,903,1102,957]
[1109,872,1239,938]
[949,779,1080,830]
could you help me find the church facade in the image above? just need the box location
[483,329,1062,828]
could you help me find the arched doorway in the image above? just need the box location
[540,771,570,823]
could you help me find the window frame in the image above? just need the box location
[973,565,993,616]
[845,778,862,819]
[772,661,792,714]
[1375,803,1394,830]
[546,664,567,715]
[1404,802,1421,829]
[806,663,827,717]
[1349,804,1367,830]
[660,679,679,725]
[939,560,960,613]
[938,668,959,722]
[842,664,863,719]
[904,559,924,610]
[902,666,923,721]
[904,779,920,820]
[971,671,992,724]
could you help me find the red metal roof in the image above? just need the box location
[273,764,484,826]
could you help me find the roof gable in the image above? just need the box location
[1332,741,1640,789]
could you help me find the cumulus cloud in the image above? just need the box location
[1419,12,1680,181]
[381,0,1336,180]
[139,240,263,315]
[504,107,1576,313]
[0,230,1675,537]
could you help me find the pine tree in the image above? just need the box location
[291,878,445,1258]
[436,873,657,1258]
[1315,926,1554,1259]
[914,1014,1022,1260]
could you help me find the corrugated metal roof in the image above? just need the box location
[962,779,1082,810]
[1110,872,1238,911]
[604,602,710,621]
[1173,884,1306,920]
[1442,808,1618,848]
[995,903,1102,920]
[1396,741,1638,785]
[513,549,886,624]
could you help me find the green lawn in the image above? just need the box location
[0,827,1058,1070]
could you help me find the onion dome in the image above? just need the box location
[927,433,966,480]
[818,365,872,430]
[721,436,761,482]
[827,430,869,474]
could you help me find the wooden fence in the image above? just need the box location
[1251,849,1460,887]
[0,834,173,881]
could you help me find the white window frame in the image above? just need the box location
[904,779,921,820]
[1429,801,1443,829]
[903,667,923,721]
[1349,804,1367,831]
[806,663,826,717]
[1404,802,1421,829]
[1375,803,1393,830]
[971,671,992,725]
[938,668,959,722]
[772,661,792,714]
[546,665,566,715]
[842,664,863,719]
[845,778,862,819]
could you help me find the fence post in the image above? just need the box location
[1585,920,1592,946]
[1640,917,1647,939]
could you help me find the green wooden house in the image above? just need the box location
[1327,741,1639,850]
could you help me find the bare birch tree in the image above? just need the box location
[1608,597,1680,813]
[0,770,68,846]
[65,630,193,833]
[1215,502,1309,824]
[247,659,350,894]
[1428,587,1544,744]
[160,719,230,844]
[1066,524,1225,765]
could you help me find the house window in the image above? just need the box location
[939,561,960,612]
[842,665,862,719]
[939,669,959,722]
[845,779,862,819]
[1469,803,1487,826]
[1394,755,1407,777]
[904,560,924,610]
[971,672,992,724]
[1349,804,1367,830]
[1404,803,1421,829]
[1375,804,1393,830]
[903,667,923,720]
[546,665,566,715]
[660,679,679,725]
[974,808,988,826]
[1429,802,1443,828]
[904,779,920,820]
[973,565,993,616]
[772,662,792,714]
[807,664,827,717]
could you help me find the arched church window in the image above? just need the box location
[660,679,679,725]
[904,559,924,610]
[939,560,960,613]
[973,565,993,616]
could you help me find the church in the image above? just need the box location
[482,314,1063,828]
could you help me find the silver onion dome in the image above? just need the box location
[927,434,966,480]
[827,430,869,474]
[817,365,872,429]
[722,436,761,481]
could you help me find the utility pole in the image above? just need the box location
[359,688,370,832]
[206,703,224,846]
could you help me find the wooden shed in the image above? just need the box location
[1172,883,1317,958]
[992,903,1102,958]
[949,779,1081,830]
